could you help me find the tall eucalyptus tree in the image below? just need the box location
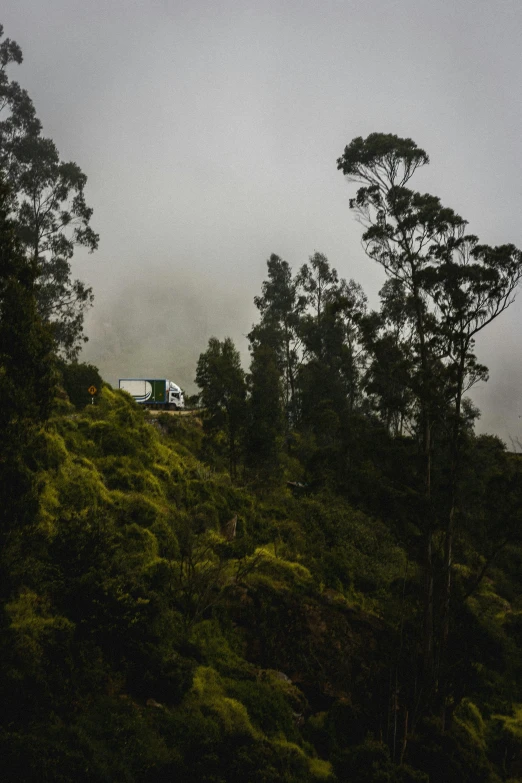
[338,133,522,710]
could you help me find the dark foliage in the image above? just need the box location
[0,25,97,358]
[58,360,103,409]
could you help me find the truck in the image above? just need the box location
[118,378,185,410]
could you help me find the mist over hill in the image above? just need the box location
[81,265,522,446]
[82,269,256,394]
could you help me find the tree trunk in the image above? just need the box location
[439,349,466,725]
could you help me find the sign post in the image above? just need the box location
[88,385,97,405]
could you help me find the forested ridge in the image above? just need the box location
[2,22,522,783]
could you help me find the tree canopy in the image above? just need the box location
[0,25,98,358]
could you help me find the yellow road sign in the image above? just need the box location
[88,385,97,396]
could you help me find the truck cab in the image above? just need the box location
[168,381,184,409]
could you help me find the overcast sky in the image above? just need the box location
[3,0,522,442]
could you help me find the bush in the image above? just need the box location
[58,361,103,409]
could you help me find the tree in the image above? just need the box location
[457,435,522,600]
[298,253,367,417]
[297,252,340,336]
[296,256,367,476]
[337,134,458,496]
[423,235,522,697]
[244,343,285,485]
[0,178,55,593]
[337,132,522,712]
[0,25,98,358]
[249,254,306,425]
[337,135,469,682]
[360,279,415,436]
[0,25,40,183]
[195,337,246,479]
[58,360,103,409]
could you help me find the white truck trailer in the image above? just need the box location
[118,378,184,410]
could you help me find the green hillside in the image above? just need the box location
[0,384,521,781]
